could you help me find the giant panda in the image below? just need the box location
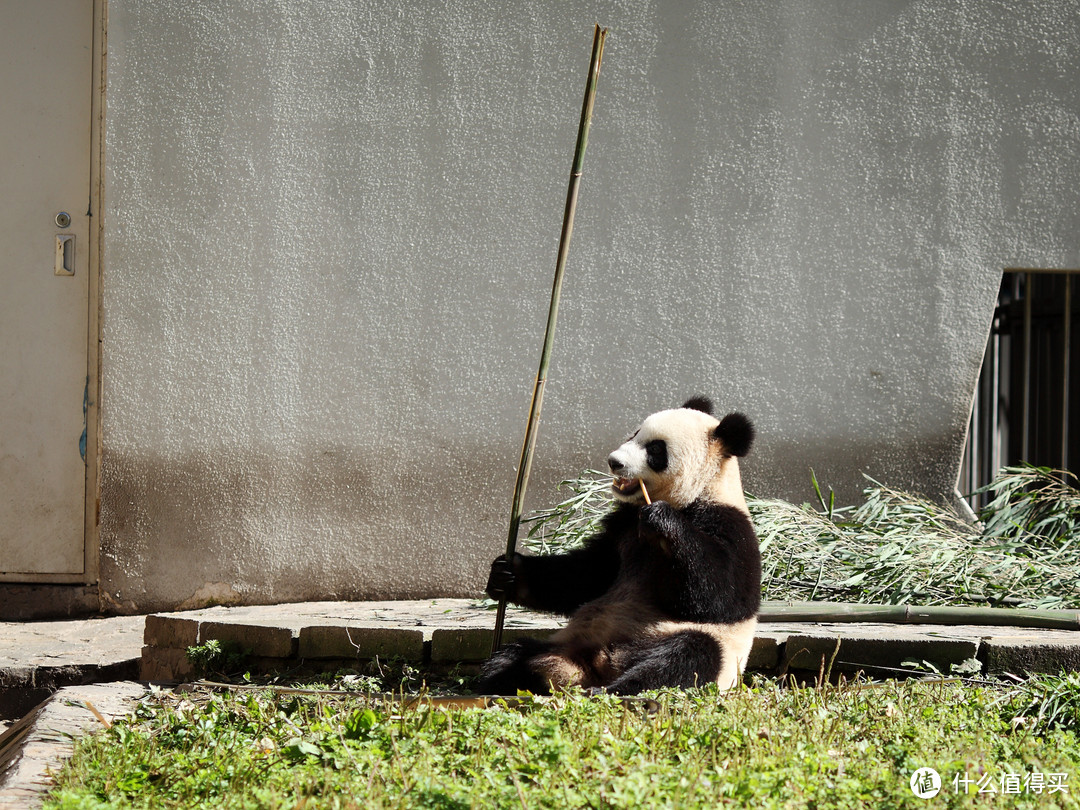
[480,397,761,696]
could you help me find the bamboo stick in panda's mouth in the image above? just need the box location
[639,479,652,505]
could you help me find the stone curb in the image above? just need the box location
[297,626,425,660]
[3,603,1080,693]
[138,599,567,680]
[981,638,1080,675]
[782,633,979,675]
[135,601,1080,683]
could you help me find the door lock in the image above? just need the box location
[55,235,75,276]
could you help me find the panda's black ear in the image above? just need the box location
[681,396,714,415]
[714,412,754,457]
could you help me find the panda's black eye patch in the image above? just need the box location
[645,439,668,472]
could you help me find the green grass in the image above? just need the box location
[45,676,1080,809]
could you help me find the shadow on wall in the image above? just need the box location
[96,426,973,614]
[98,441,515,613]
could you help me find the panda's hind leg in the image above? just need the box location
[478,638,554,695]
[604,630,723,696]
[479,638,591,696]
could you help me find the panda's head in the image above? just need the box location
[607,397,754,512]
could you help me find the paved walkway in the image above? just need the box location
[2,599,1080,805]
[0,614,144,734]
[0,681,144,809]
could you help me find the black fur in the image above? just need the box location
[478,637,556,695]
[604,630,723,694]
[714,412,754,457]
[681,396,714,414]
[486,505,631,615]
[645,439,668,472]
[479,498,761,695]
[638,500,761,623]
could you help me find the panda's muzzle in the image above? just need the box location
[609,452,645,499]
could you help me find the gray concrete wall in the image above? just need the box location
[100,0,1080,612]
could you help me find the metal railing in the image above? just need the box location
[960,269,1080,510]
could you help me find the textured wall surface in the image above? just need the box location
[101,0,1080,611]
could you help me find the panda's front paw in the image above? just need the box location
[485,553,521,601]
[639,500,676,529]
[639,501,679,547]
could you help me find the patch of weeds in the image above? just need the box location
[185,639,250,679]
[1004,672,1080,735]
[280,669,386,693]
[364,656,424,693]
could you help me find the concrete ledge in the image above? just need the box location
[143,615,199,649]
[198,621,296,659]
[0,681,145,808]
[132,603,1080,682]
[430,627,560,663]
[782,633,980,675]
[4,601,1073,690]
[980,639,1080,676]
[139,646,192,683]
[747,633,783,671]
[297,626,424,660]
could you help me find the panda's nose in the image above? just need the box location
[608,454,625,474]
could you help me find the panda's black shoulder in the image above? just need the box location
[684,501,759,550]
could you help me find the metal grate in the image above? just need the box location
[960,269,1080,510]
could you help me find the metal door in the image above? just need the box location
[0,0,96,580]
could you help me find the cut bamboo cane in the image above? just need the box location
[758,601,1080,630]
[491,25,608,655]
[639,479,652,505]
[192,680,659,711]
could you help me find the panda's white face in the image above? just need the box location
[609,406,751,514]
[608,407,722,509]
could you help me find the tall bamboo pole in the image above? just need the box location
[491,25,608,655]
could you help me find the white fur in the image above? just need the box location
[609,406,748,513]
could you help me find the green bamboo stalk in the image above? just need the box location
[759,601,1080,630]
[491,25,608,655]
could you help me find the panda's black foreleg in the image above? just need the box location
[637,501,758,623]
[604,630,723,696]
[477,637,555,696]
[638,500,695,553]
